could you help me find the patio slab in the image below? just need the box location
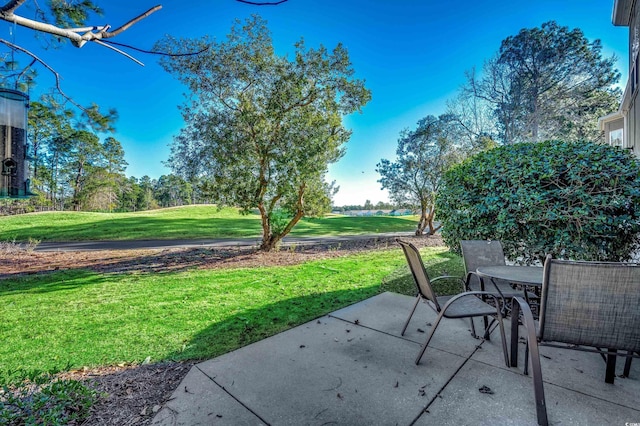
[152,292,640,425]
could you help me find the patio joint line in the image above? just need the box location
[328,313,494,355]
[194,364,272,426]
[327,313,423,345]
[408,344,484,425]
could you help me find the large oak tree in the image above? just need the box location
[467,21,620,144]
[157,15,371,250]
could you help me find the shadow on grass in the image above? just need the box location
[164,287,380,363]
[0,270,110,295]
[0,287,380,385]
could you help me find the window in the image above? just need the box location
[610,128,624,147]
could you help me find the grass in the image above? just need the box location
[0,205,419,242]
[0,246,463,382]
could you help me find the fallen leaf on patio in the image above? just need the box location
[394,381,399,388]
[479,385,494,394]
[417,328,425,333]
[426,322,432,327]
[337,393,343,399]
[300,345,306,348]
[542,354,552,359]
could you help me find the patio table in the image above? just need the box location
[475,265,543,288]
[476,265,544,368]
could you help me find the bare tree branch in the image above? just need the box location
[101,5,162,38]
[0,5,162,49]
[93,39,144,66]
[0,37,87,112]
[0,0,26,14]
[15,57,36,84]
[99,39,210,57]
[236,0,288,4]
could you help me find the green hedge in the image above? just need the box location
[437,140,640,263]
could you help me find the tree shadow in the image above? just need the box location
[163,287,379,363]
[0,269,111,295]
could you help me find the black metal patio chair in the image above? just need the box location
[396,239,509,367]
[510,255,640,426]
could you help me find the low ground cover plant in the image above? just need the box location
[0,372,97,425]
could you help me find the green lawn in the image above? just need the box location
[0,246,462,382]
[0,205,419,242]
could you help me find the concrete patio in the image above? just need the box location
[152,292,640,425]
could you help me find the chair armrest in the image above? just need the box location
[510,296,538,368]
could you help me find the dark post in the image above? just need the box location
[0,88,32,198]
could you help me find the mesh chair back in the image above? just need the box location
[397,240,441,311]
[461,240,506,287]
[540,256,640,352]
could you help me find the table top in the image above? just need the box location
[476,265,544,287]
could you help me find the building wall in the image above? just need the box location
[626,1,640,156]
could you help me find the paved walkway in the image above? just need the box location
[33,233,413,252]
[151,292,640,425]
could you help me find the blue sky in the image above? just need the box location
[1,0,629,206]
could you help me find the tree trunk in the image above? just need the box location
[258,184,305,251]
[425,206,442,235]
[259,234,280,251]
[415,203,428,236]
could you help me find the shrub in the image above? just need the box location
[436,140,640,263]
[0,373,97,425]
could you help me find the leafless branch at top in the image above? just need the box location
[0,0,26,14]
[236,0,288,5]
[102,5,162,38]
[0,38,87,112]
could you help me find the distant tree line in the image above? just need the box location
[331,200,399,212]
[0,93,217,215]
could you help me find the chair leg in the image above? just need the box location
[623,351,633,378]
[470,318,478,338]
[401,294,421,336]
[605,349,617,384]
[491,307,510,367]
[514,297,547,425]
[510,301,520,368]
[483,316,490,341]
[415,311,445,365]
[482,317,497,340]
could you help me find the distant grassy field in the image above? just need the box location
[0,205,419,242]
